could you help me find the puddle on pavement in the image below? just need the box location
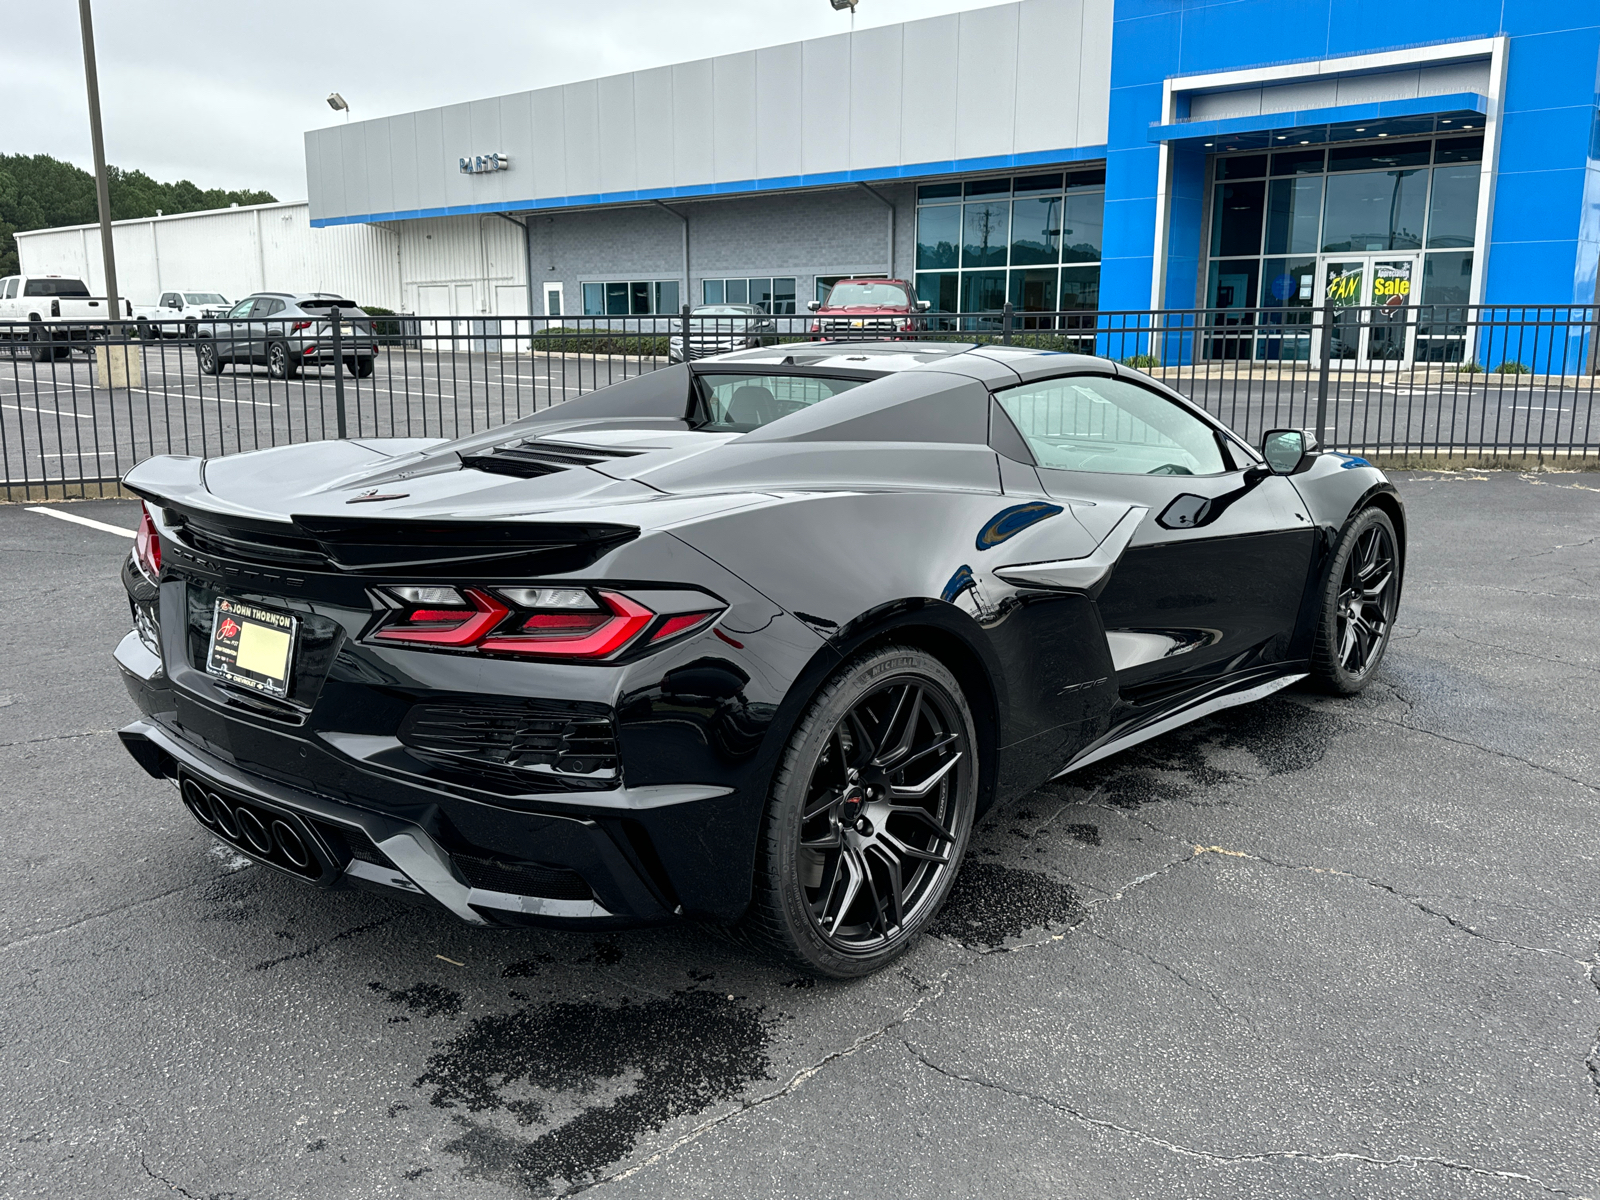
[409,988,772,1196]
[931,860,1085,947]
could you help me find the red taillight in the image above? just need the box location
[480,593,653,658]
[134,503,162,579]
[375,588,508,645]
[291,320,312,332]
[650,612,716,642]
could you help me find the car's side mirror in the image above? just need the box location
[916,300,931,311]
[1261,429,1313,474]
[806,300,821,312]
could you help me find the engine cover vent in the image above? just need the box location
[461,439,641,479]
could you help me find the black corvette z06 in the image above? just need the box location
[115,342,1403,977]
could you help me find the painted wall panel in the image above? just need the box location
[849,24,903,172]
[713,51,759,183]
[597,74,639,195]
[633,67,677,189]
[562,81,602,198]
[413,108,448,212]
[530,88,568,201]
[1015,0,1083,154]
[801,33,852,176]
[755,43,805,180]
[955,4,1019,161]
[388,113,421,213]
[362,121,395,218]
[440,104,476,210]
[1075,0,1114,146]
[672,60,716,188]
[899,13,960,167]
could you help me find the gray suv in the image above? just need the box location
[194,293,378,379]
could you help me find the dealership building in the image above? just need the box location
[19,0,1600,353]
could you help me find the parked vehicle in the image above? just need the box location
[0,274,132,360]
[116,342,1404,977]
[668,304,778,362]
[193,293,379,378]
[134,291,232,338]
[807,278,929,339]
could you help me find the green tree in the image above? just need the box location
[0,153,275,275]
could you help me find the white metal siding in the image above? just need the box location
[305,0,1114,223]
[14,203,402,311]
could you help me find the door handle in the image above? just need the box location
[994,506,1148,597]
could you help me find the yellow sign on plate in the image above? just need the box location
[236,622,291,678]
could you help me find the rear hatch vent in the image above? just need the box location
[461,439,641,479]
[398,698,619,790]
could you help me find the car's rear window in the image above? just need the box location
[184,293,226,304]
[691,373,864,433]
[824,282,909,308]
[23,279,90,297]
[299,298,362,312]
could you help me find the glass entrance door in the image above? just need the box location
[1317,255,1420,367]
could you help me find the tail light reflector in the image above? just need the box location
[134,502,162,579]
[650,612,716,642]
[376,588,508,646]
[291,321,312,332]
[480,593,653,658]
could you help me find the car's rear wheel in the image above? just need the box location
[743,646,977,978]
[195,341,220,375]
[345,355,375,378]
[1310,507,1401,694]
[267,341,299,379]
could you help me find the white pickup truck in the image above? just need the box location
[0,274,133,360]
[134,289,233,338]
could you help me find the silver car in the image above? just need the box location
[195,292,379,379]
[668,304,778,362]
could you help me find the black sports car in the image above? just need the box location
[115,342,1404,977]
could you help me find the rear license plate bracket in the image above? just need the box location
[206,598,299,699]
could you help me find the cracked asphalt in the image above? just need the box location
[2,469,1598,1199]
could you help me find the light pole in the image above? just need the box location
[77,0,119,322]
[327,93,349,122]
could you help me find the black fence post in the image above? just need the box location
[1002,301,1014,346]
[331,308,347,438]
[1314,305,1332,450]
[681,303,691,363]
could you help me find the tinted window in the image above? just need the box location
[298,298,360,311]
[0,278,16,299]
[997,375,1226,476]
[691,373,864,433]
[258,298,286,317]
[823,282,909,308]
[23,278,90,297]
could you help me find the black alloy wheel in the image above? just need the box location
[744,646,977,978]
[196,341,220,376]
[1311,506,1401,694]
[267,341,298,379]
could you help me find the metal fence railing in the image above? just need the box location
[4,302,1597,500]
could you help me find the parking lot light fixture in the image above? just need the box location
[327,92,349,121]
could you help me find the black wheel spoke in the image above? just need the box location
[889,751,962,799]
[802,790,838,823]
[890,732,958,776]
[873,685,923,768]
[866,843,906,931]
[885,805,958,843]
[878,828,950,866]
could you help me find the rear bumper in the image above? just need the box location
[113,629,739,929]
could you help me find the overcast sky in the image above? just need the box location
[3,0,1017,201]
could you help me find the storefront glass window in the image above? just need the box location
[915,169,1105,317]
[1265,176,1322,256]
[1211,180,1266,257]
[1426,165,1481,248]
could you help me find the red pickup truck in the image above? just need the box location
[807,278,930,338]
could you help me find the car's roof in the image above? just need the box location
[698,340,1114,379]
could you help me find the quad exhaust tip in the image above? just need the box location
[179,775,324,880]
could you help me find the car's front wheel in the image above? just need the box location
[743,645,978,978]
[195,341,220,375]
[1310,506,1402,694]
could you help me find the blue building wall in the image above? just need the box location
[1102,0,1600,310]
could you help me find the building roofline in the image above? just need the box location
[13,200,309,240]
[308,145,1109,227]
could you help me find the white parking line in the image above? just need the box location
[2,402,99,422]
[26,506,136,538]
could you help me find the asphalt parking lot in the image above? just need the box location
[2,470,1598,1199]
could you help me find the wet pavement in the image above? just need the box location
[2,470,1598,1198]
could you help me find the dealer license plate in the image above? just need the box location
[206,598,298,699]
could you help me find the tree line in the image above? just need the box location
[0,153,276,275]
